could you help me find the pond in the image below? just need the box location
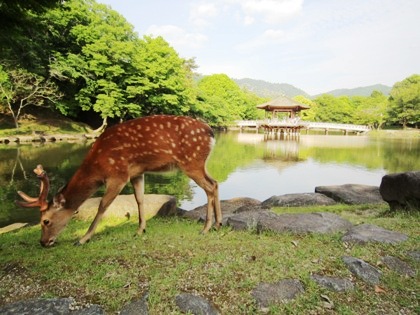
[1,131,419,227]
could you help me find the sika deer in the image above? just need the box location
[17,115,221,247]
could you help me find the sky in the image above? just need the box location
[98,0,420,95]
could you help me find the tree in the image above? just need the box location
[0,0,61,75]
[388,74,420,128]
[196,74,264,126]
[293,95,315,121]
[312,95,355,123]
[352,91,388,129]
[127,36,198,116]
[0,65,62,128]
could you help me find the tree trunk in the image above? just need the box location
[91,116,108,134]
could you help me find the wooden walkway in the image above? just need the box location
[236,120,370,135]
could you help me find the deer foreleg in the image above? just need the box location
[76,179,126,245]
[131,174,146,235]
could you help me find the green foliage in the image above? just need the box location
[388,74,420,128]
[196,74,265,126]
[0,64,62,128]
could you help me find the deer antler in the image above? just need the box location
[16,165,50,211]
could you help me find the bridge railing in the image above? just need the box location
[235,120,370,132]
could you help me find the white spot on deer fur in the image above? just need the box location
[191,130,195,135]
[196,146,201,151]
[108,158,115,165]
[193,137,197,142]
[167,122,171,128]
[159,124,164,129]
[171,142,176,148]
[146,126,150,131]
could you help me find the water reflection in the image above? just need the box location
[1,131,419,226]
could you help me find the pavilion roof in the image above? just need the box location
[257,95,310,111]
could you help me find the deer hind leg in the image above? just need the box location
[186,170,221,233]
[77,178,127,245]
[131,174,146,235]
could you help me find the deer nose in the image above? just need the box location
[40,239,55,247]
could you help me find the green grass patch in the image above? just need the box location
[0,205,418,314]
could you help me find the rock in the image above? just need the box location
[120,292,149,315]
[315,184,384,205]
[256,212,352,234]
[342,224,408,244]
[311,274,354,292]
[0,298,104,315]
[227,210,272,231]
[0,223,28,234]
[252,279,304,308]
[380,255,415,277]
[379,171,420,211]
[261,193,336,207]
[342,256,382,285]
[75,194,176,221]
[407,250,420,262]
[175,293,220,315]
[181,197,261,223]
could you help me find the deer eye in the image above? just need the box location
[43,219,50,226]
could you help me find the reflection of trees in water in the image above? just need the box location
[10,148,28,182]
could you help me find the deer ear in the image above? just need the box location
[53,193,66,208]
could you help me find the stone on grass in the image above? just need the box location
[380,256,415,277]
[120,291,149,315]
[311,274,354,292]
[76,194,176,221]
[342,224,408,244]
[181,197,261,224]
[379,171,420,211]
[342,256,382,285]
[252,279,304,308]
[0,298,104,315]
[175,293,220,315]
[257,212,352,234]
[407,250,420,262]
[261,193,336,207]
[0,223,28,234]
[315,184,384,205]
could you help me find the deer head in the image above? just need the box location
[17,165,73,247]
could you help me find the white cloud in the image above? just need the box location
[236,0,303,25]
[189,2,219,27]
[145,24,208,51]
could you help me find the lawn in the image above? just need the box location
[0,204,418,314]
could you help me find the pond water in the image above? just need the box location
[1,131,419,227]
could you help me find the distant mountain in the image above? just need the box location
[233,78,309,98]
[314,84,392,97]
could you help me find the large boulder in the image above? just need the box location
[261,193,336,207]
[75,194,177,221]
[180,197,261,224]
[342,224,408,244]
[379,171,420,211]
[256,212,353,234]
[228,211,353,234]
[315,184,384,205]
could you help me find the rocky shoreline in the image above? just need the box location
[1,183,418,314]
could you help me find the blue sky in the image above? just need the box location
[98,0,420,95]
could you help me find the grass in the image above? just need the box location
[0,110,92,137]
[0,204,419,314]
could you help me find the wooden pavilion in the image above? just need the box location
[257,95,309,135]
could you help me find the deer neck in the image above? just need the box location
[60,167,101,211]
